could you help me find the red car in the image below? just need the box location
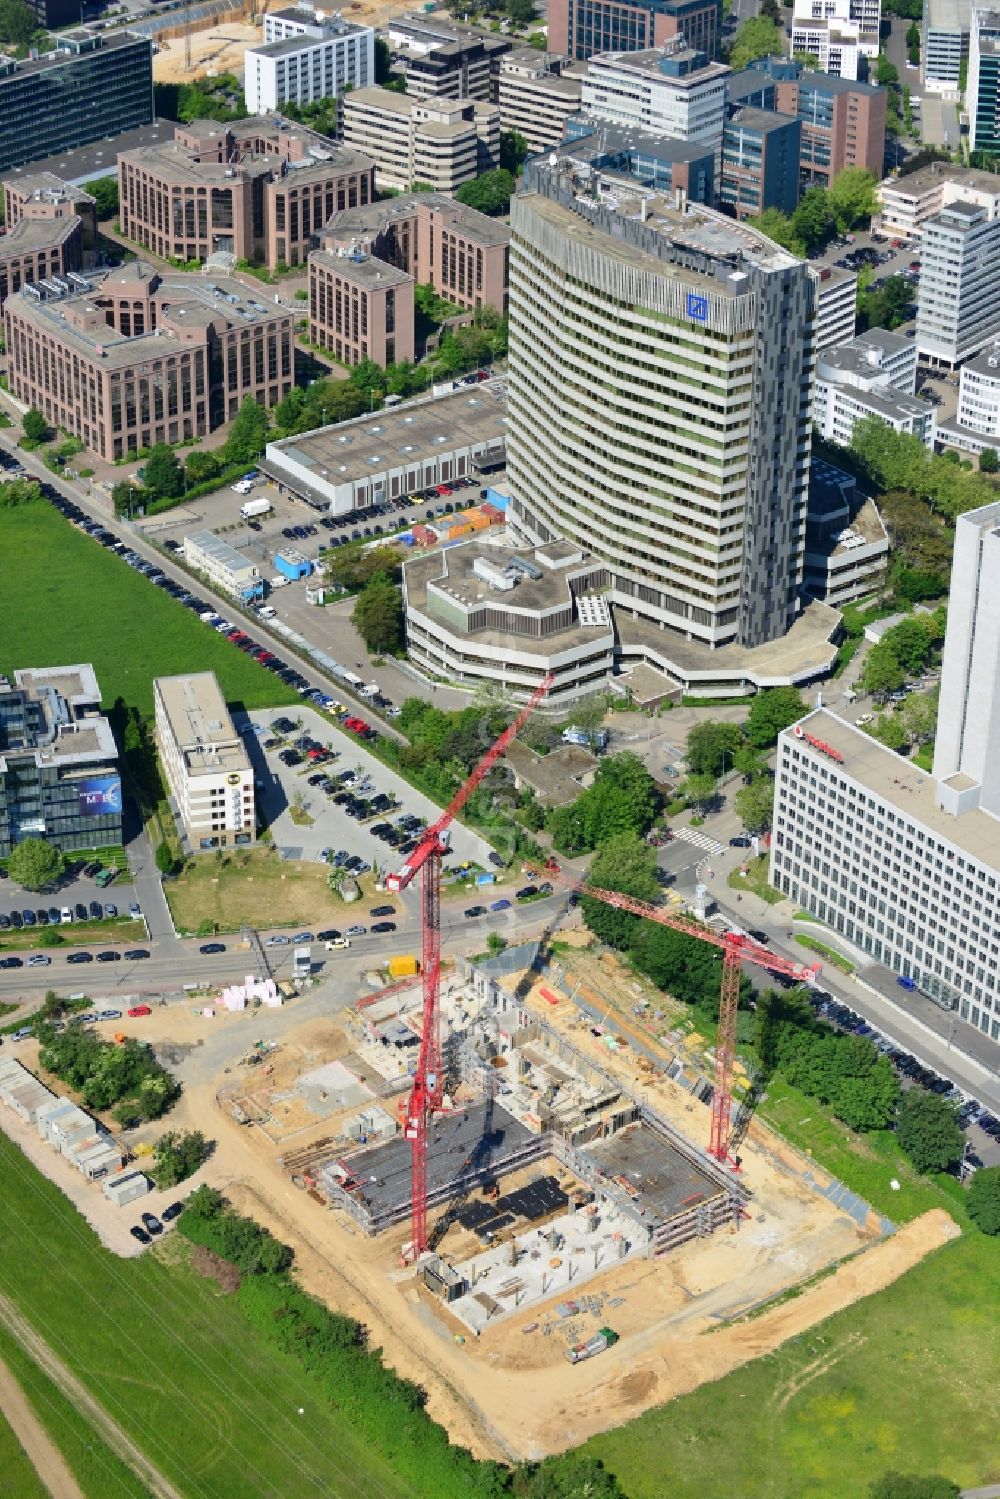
[127,1005,152,1018]
[435,483,450,496]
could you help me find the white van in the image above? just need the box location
[270,575,290,589]
[258,604,277,619]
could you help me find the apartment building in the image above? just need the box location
[789,13,862,81]
[4,262,293,461]
[811,264,858,350]
[968,1,1000,152]
[0,665,121,857]
[244,12,374,114]
[719,106,801,218]
[771,502,1000,1045]
[0,30,153,175]
[183,531,264,604]
[877,162,1000,239]
[154,674,255,852]
[550,0,722,64]
[342,87,498,193]
[813,329,935,447]
[916,200,1000,368]
[386,16,512,101]
[0,217,81,309]
[498,50,586,153]
[923,0,970,95]
[320,191,509,315]
[119,119,374,271]
[581,41,730,158]
[308,249,415,367]
[506,156,816,664]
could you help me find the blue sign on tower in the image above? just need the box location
[686,292,708,322]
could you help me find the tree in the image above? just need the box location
[485,930,507,955]
[185,450,223,485]
[505,0,536,25]
[155,841,175,876]
[82,175,119,220]
[500,129,529,175]
[869,1475,960,1499]
[729,15,783,69]
[455,168,515,216]
[143,444,184,501]
[860,645,905,700]
[966,1165,1000,1235]
[579,833,659,950]
[871,713,907,751]
[792,187,836,254]
[749,208,806,258]
[0,0,39,48]
[858,274,914,332]
[352,575,404,653]
[682,771,717,813]
[223,396,269,466]
[735,778,774,833]
[516,1455,629,1498]
[827,167,878,231]
[745,687,805,748]
[980,446,999,472]
[686,720,745,778]
[0,478,41,509]
[876,54,899,86]
[759,0,782,18]
[151,1129,211,1188]
[732,745,766,782]
[22,408,50,443]
[881,617,933,674]
[8,837,61,891]
[898,690,938,745]
[895,1090,964,1174]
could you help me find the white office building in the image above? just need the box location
[922,0,971,96]
[771,500,1000,1048]
[498,49,585,154]
[811,264,858,351]
[955,343,1000,440]
[916,200,1000,368]
[342,87,498,192]
[790,3,862,79]
[581,40,729,158]
[154,673,255,851]
[244,13,374,115]
[877,162,1000,240]
[812,329,934,447]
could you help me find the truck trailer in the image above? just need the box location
[293,945,312,979]
[565,1327,619,1365]
[240,496,272,519]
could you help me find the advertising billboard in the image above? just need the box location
[77,775,123,817]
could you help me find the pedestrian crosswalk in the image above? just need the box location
[673,827,725,854]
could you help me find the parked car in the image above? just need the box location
[130,1225,152,1245]
[141,1212,163,1235]
[127,1005,152,1017]
[67,952,94,964]
[265,934,291,947]
[345,924,367,938]
[370,905,396,917]
[200,942,227,954]
[123,950,150,961]
[464,905,487,918]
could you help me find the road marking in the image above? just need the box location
[673,828,725,854]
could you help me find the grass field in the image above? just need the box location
[0,1322,148,1499]
[0,501,296,719]
[0,1131,415,1499]
[0,1407,46,1499]
[727,855,784,905]
[165,846,367,933]
[586,1078,1000,1498]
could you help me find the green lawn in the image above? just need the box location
[0,1321,147,1499]
[587,1077,1000,1497]
[0,1131,415,1499]
[0,501,296,718]
[0,1407,46,1499]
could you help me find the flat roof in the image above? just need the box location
[726,104,798,134]
[0,217,79,254]
[0,29,147,85]
[310,249,412,287]
[154,672,249,776]
[249,20,369,57]
[881,162,1000,199]
[265,379,508,489]
[784,708,1000,868]
[1,119,176,189]
[618,600,840,687]
[926,0,970,29]
[185,528,259,577]
[561,122,715,167]
[323,191,510,248]
[588,45,729,86]
[4,172,93,205]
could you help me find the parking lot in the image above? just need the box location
[240,705,495,875]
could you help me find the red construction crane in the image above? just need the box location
[534,875,820,1161]
[387,674,554,1260]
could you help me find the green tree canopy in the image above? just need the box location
[749,207,806,258]
[152,1130,211,1188]
[880,617,934,673]
[500,129,529,175]
[896,1090,964,1174]
[966,1164,1000,1235]
[869,1474,960,1499]
[155,841,175,876]
[580,833,659,950]
[351,575,404,653]
[144,444,184,500]
[827,167,878,230]
[455,169,515,216]
[0,0,38,47]
[22,408,50,443]
[792,186,836,254]
[223,396,269,466]
[682,771,717,812]
[82,175,119,219]
[515,1454,628,1498]
[686,720,745,777]
[729,15,783,69]
[735,778,774,833]
[8,837,61,891]
[0,478,42,508]
[505,0,536,25]
[745,687,805,748]
[860,644,905,700]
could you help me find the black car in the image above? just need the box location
[464,906,487,918]
[162,1201,184,1223]
[200,942,227,954]
[516,885,538,900]
[729,836,752,848]
[22,909,36,925]
[141,1211,163,1235]
[67,952,93,964]
[748,930,770,945]
[123,949,150,961]
[75,903,88,921]
[9,911,22,929]
[370,904,396,917]
[130,1225,152,1245]
[371,921,396,934]
[89,900,103,919]
[317,928,341,942]
[0,956,23,968]
[96,950,121,962]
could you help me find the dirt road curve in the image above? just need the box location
[0,1290,183,1499]
[0,1351,85,1499]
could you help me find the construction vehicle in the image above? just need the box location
[565,1327,619,1364]
[387,674,554,1261]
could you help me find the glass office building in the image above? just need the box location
[0,666,122,856]
[0,31,153,175]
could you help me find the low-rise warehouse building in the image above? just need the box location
[154,672,255,851]
[403,538,616,706]
[183,530,264,603]
[262,378,508,513]
[274,547,312,580]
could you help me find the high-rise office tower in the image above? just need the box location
[968,1,1000,155]
[506,157,815,654]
